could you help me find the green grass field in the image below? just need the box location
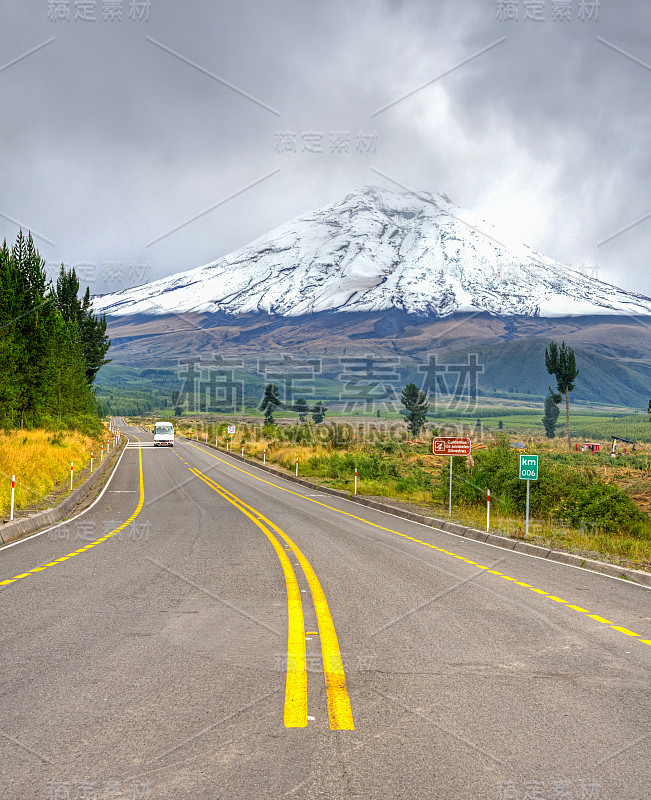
[436,413,651,443]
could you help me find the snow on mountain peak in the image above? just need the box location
[93,186,651,319]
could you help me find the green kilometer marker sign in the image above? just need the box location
[519,455,539,481]
[519,454,539,537]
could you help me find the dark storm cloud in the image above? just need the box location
[1,0,650,297]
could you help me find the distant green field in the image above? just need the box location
[97,362,650,443]
[436,413,651,443]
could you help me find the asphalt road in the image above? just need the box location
[1,419,649,800]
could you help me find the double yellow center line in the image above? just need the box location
[186,462,354,730]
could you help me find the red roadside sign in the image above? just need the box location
[432,437,472,456]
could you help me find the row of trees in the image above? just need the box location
[259,384,327,425]
[259,381,431,435]
[260,346,582,450]
[0,231,110,428]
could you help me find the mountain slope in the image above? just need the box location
[426,339,651,408]
[94,186,651,319]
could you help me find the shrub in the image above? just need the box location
[433,443,645,534]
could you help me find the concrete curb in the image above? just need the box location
[0,437,127,547]
[184,438,651,589]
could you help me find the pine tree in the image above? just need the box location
[79,286,111,384]
[292,397,310,423]
[13,232,53,426]
[311,401,327,425]
[260,384,281,425]
[545,341,579,451]
[542,392,561,438]
[400,382,429,436]
[0,239,21,425]
[54,268,111,385]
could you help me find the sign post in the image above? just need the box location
[432,437,472,517]
[228,425,236,450]
[519,455,539,538]
[449,457,453,517]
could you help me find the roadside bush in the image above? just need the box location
[433,442,645,534]
[554,483,645,534]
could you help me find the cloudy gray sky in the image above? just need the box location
[1,0,650,297]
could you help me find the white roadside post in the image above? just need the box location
[263,449,266,464]
[354,467,357,496]
[101,445,104,463]
[486,488,490,531]
[70,462,74,491]
[295,457,299,477]
[90,452,94,473]
[241,445,244,457]
[10,475,15,521]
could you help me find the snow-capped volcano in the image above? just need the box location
[94,186,651,318]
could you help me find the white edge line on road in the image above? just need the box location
[184,441,651,592]
[0,435,131,553]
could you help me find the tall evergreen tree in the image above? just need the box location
[54,266,111,385]
[311,400,327,425]
[12,232,53,426]
[292,397,310,423]
[542,392,561,438]
[80,286,111,384]
[545,341,579,451]
[260,383,281,425]
[400,382,429,436]
[0,239,21,424]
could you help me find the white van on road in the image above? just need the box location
[153,421,174,447]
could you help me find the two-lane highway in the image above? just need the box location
[1,420,649,799]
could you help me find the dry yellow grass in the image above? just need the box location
[0,429,105,517]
